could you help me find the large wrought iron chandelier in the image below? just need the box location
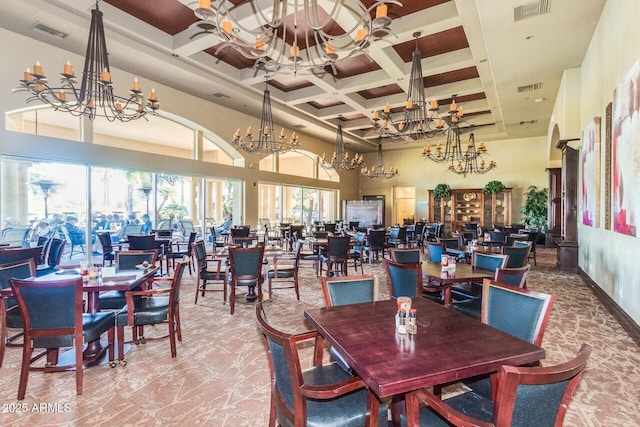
[446,133,497,176]
[194,0,401,75]
[361,143,397,179]
[14,2,159,122]
[371,32,445,141]
[232,78,300,155]
[319,119,365,171]
[421,98,484,163]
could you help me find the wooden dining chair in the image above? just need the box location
[451,252,510,315]
[98,250,158,310]
[320,236,351,277]
[495,264,531,288]
[192,239,226,305]
[389,248,422,263]
[405,344,591,427]
[227,245,264,314]
[116,258,189,362]
[456,278,556,400]
[382,258,423,298]
[0,259,36,367]
[255,302,388,426]
[9,276,115,400]
[266,239,302,300]
[502,245,531,268]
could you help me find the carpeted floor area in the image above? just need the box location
[0,246,639,426]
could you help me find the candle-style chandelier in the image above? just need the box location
[232,78,300,155]
[194,0,401,75]
[14,2,159,122]
[421,102,497,175]
[371,32,445,141]
[447,133,497,176]
[319,119,365,171]
[361,143,398,179]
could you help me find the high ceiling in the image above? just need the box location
[0,0,606,153]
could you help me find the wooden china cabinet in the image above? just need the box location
[429,188,512,236]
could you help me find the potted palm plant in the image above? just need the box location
[520,185,548,239]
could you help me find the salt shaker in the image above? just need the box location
[397,310,407,334]
[407,309,417,335]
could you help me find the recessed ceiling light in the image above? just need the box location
[535,98,546,102]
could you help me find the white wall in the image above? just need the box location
[555,0,640,323]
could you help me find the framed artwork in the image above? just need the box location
[581,117,601,227]
[612,60,640,237]
[605,102,612,230]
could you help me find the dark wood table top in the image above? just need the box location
[304,298,545,400]
[1,266,160,313]
[421,261,495,284]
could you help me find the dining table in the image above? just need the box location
[1,265,159,364]
[304,297,545,427]
[421,261,496,306]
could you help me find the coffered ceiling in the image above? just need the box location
[0,0,606,153]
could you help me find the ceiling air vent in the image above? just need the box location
[519,120,538,126]
[33,22,68,40]
[517,82,543,93]
[514,0,551,22]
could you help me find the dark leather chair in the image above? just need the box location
[320,274,379,373]
[255,302,389,427]
[389,248,422,263]
[426,242,446,262]
[518,230,539,266]
[364,229,386,262]
[451,252,509,315]
[404,344,591,427]
[98,250,157,310]
[0,246,43,270]
[387,226,407,249]
[9,276,115,400]
[0,259,35,367]
[192,239,226,305]
[495,264,531,288]
[169,231,197,274]
[349,231,366,274]
[35,238,66,277]
[320,236,350,277]
[502,245,531,268]
[227,245,264,314]
[437,237,460,249]
[382,258,422,298]
[449,278,555,399]
[408,222,426,247]
[266,239,301,300]
[116,258,188,361]
[97,232,116,266]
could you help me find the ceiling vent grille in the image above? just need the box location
[519,120,538,126]
[517,82,543,93]
[33,22,68,40]
[514,0,551,22]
